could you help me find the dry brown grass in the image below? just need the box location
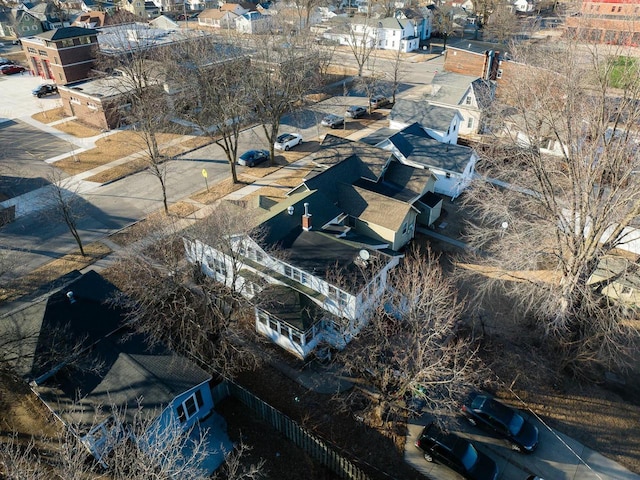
[456,262,562,284]
[53,120,102,138]
[0,242,112,304]
[190,177,248,205]
[31,107,67,124]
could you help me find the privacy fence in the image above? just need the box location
[211,380,372,480]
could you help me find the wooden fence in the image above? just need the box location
[213,380,372,480]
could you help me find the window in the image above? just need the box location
[291,331,302,345]
[465,95,472,105]
[257,311,268,325]
[467,117,474,129]
[496,69,503,79]
[79,36,92,45]
[611,6,615,11]
[38,50,47,56]
[255,250,264,262]
[329,286,349,308]
[269,319,279,332]
[27,47,36,53]
[60,39,74,47]
[446,172,451,178]
[402,222,408,234]
[176,390,204,423]
[617,6,622,12]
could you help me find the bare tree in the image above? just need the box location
[431,5,457,50]
[347,20,378,77]
[338,247,485,426]
[470,0,497,27]
[248,34,328,165]
[461,40,640,375]
[482,3,519,43]
[46,169,85,256]
[385,44,404,104]
[214,443,266,480]
[170,36,252,184]
[108,206,263,378]
[95,24,178,213]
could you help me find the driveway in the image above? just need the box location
[0,73,62,123]
[405,412,640,480]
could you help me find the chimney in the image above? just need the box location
[302,202,312,231]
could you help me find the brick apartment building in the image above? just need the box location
[444,40,506,81]
[22,26,98,83]
[565,0,640,45]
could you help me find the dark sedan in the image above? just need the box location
[415,422,499,480]
[461,394,539,452]
[237,149,269,167]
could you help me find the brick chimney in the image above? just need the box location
[302,202,312,231]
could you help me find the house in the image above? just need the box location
[371,122,478,199]
[512,0,535,13]
[428,71,495,137]
[22,26,98,82]
[151,0,184,14]
[317,16,420,52]
[235,10,269,34]
[185,134,445,359]
[71,10,107,27]
[149,13,179,28]
[0,270,231,472]
[374,16,420,52]
[81,0,116,13]
[121,0,147,18]
[197,8,239,28]
[587,255,640,306]
[394,7,433,43]
[220,2,249,16]
[27,1,67,30]
[8,10,44,38]
[389,98,463,144]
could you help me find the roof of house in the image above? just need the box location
[35,26,97,40]
[336,183,415,231]
[198,8,237,18]
[378,16,405,29]
[0,270,210,434]
[390,99,461,132]
[588,255,640,291]
[149,14,179,28]
[430,71,483,106]
[220,2,243,11]
[72,11,107,27]
[388,123,474,173]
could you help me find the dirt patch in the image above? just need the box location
[53,120,102,138]
[0,242,111,304]
[31,107,67,124]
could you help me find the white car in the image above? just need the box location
[274,133,303,151]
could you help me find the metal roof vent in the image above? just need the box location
[66,291,77,304]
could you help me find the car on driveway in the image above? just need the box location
[369,95,390,109]
[32,84,59,98]
[321,114,344,128]
[415,422,499,480]
[345,105,367,119]
[274,132,303,151]
[237,149,269,167]
[461,394,539,453]
[0,64,25,75]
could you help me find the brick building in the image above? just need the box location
[444,40,505,81]
[58,77,125,130]
[565,0,640,45]
[22,27,98,83]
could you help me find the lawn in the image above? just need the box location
[31,107,67,124]
[608,56,638,88]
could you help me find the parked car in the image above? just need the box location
[345,105,367,119]
[0,57,14,66]
[274,132,303,151]
[369,95,390,109]
[321,114,344,128]
[0,64,25,75]
[415,422,499,480]
[237,149,269,167]
[32,84,59,98]
[461,394,539,453]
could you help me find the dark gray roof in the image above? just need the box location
[336,183,414,231]
[388,123,474,173]
[471,78,495,110]
[390,99,460,132]
[0,271,210,434]
[358,127,398,146]
[447,39,508,56]
[36,26,97,40]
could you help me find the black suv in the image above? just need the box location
[415,423,498,480]
[32,84,58,98]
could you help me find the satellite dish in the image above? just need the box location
[359,249,370,261]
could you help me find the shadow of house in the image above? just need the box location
[0,270,230,474]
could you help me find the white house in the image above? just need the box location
[428,71,495,137]
[377,123,478,199]
[513,0,535,13]
[235,11,270,34]
[219,2,249,16]
[394,7,432,43]
[389,98,463,144]
[197,8,239,28]
[185,191,402,360]
[374,16,419,52]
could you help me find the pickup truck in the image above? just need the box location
[32,84,58,98]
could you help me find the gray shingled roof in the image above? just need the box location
[36,26,97,40]
[388,123,474,173]
[390,99,460,132]
[0,271,210,435]
[336,183,414,231]
[430,71,481,106]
